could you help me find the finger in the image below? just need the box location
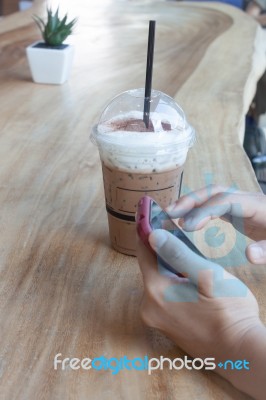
[136,235,182,282]
[166,184,239,218]
[136,235,158,283]
[148,229,224,295]
[222,215,265,241]
[246,241,266,264]
[181,192,266,232]
[136,235,185,293]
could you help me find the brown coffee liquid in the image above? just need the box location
[101,163,184,256]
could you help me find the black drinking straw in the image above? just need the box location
[143,20,156,128]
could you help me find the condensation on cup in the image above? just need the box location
[91,88,195,256]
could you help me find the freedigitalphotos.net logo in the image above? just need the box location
[53,354,250,375]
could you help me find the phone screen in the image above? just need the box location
[150,200,206,259]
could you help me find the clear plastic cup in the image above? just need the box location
[91,88,195,256]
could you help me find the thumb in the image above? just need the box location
[148,229,224,296]
[246,241,266,264]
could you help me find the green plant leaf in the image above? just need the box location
[32,7,77,46]
[32,15,46,40]
[58,15,67,30]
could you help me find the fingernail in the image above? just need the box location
[249,244,264,262]
[178,218,184,227]
[149,230,168,250]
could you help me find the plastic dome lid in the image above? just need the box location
[96,88,187,133]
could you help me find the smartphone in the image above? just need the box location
[136,196,206,274]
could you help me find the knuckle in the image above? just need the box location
[167,246,186,266]
[211,192,228,203]
[207,184,228,198]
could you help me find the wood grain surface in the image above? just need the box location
[0,0,19,16]
[0,0,266,399]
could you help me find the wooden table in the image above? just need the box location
[0,0,19,16]
[1,0,266,399]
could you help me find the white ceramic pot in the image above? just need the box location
[26,41,74,85]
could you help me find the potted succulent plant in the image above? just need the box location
[26,7,77,85]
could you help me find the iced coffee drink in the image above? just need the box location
[91,89,195,256]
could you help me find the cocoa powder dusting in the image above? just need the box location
[161,121,171,131]
[108,118,172,132]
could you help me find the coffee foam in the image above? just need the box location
[93,112,195,173]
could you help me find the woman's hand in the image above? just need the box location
[166,185,266,264]
[137,229,266,399]
[137,229,261,361]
